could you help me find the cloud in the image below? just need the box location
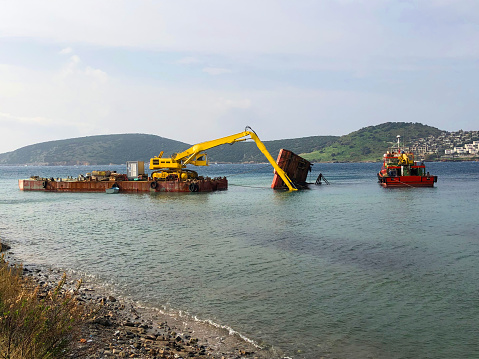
[202,67,232,76]
[59,47,73,55]
[0,57,110,152]
[0,0,476,60]
[177,56,200,65]
[217,98,251,110]
[85,67,108,83]
[0,54,476,153]
[0,112,55,126]
[59,55,81,77]
[58,54,108,83]
[1,1,478,153]
[0,60,253,151]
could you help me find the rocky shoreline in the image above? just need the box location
[2,246,283,359]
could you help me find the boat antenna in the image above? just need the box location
[397,135,401,151]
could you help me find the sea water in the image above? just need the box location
[0,162,478,359]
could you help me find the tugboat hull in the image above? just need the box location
[378,175,437,188]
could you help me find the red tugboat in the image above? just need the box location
[378,135,437,187]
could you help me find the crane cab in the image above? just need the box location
[188,153,208,166]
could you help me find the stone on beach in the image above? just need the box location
[5,259,268,358]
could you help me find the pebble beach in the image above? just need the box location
[2,244,280,359]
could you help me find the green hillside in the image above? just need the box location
[0,133,339,165]
[0,122,445,165]
[301,122,442,162]
[0,134,189,165]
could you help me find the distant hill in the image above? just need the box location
[300,122,443,162]
[0,122,446,165]
[0,134,190,165]
[0,133,338,165]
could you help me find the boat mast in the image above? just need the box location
[397,135,401,152]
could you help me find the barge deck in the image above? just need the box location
[19,176,228,193]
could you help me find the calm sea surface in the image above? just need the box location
[0,162,478,359]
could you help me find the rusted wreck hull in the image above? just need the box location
[18,177,228,193]
[271,149,312,189]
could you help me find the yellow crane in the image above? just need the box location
[149,126,298,191]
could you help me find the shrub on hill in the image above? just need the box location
[302,122,442,162]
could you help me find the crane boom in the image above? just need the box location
[149,127,298,191]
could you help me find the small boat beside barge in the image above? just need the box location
[377,135,437,188]
[105,184,120,194]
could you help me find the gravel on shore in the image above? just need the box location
[3,246,282,359]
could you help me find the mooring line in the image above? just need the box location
[215,164,273,189]
[221,163,272,177]
[228,183,270,189]
[397,180,415,188]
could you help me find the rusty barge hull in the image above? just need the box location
[18,178,228,193]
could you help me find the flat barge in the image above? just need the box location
[19,172,227,193]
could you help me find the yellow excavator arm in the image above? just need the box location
[149,127,298,191]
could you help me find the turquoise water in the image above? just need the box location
[1,162,478,358]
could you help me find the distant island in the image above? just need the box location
[0,122,478,166]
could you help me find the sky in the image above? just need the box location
[1,0,478,153]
